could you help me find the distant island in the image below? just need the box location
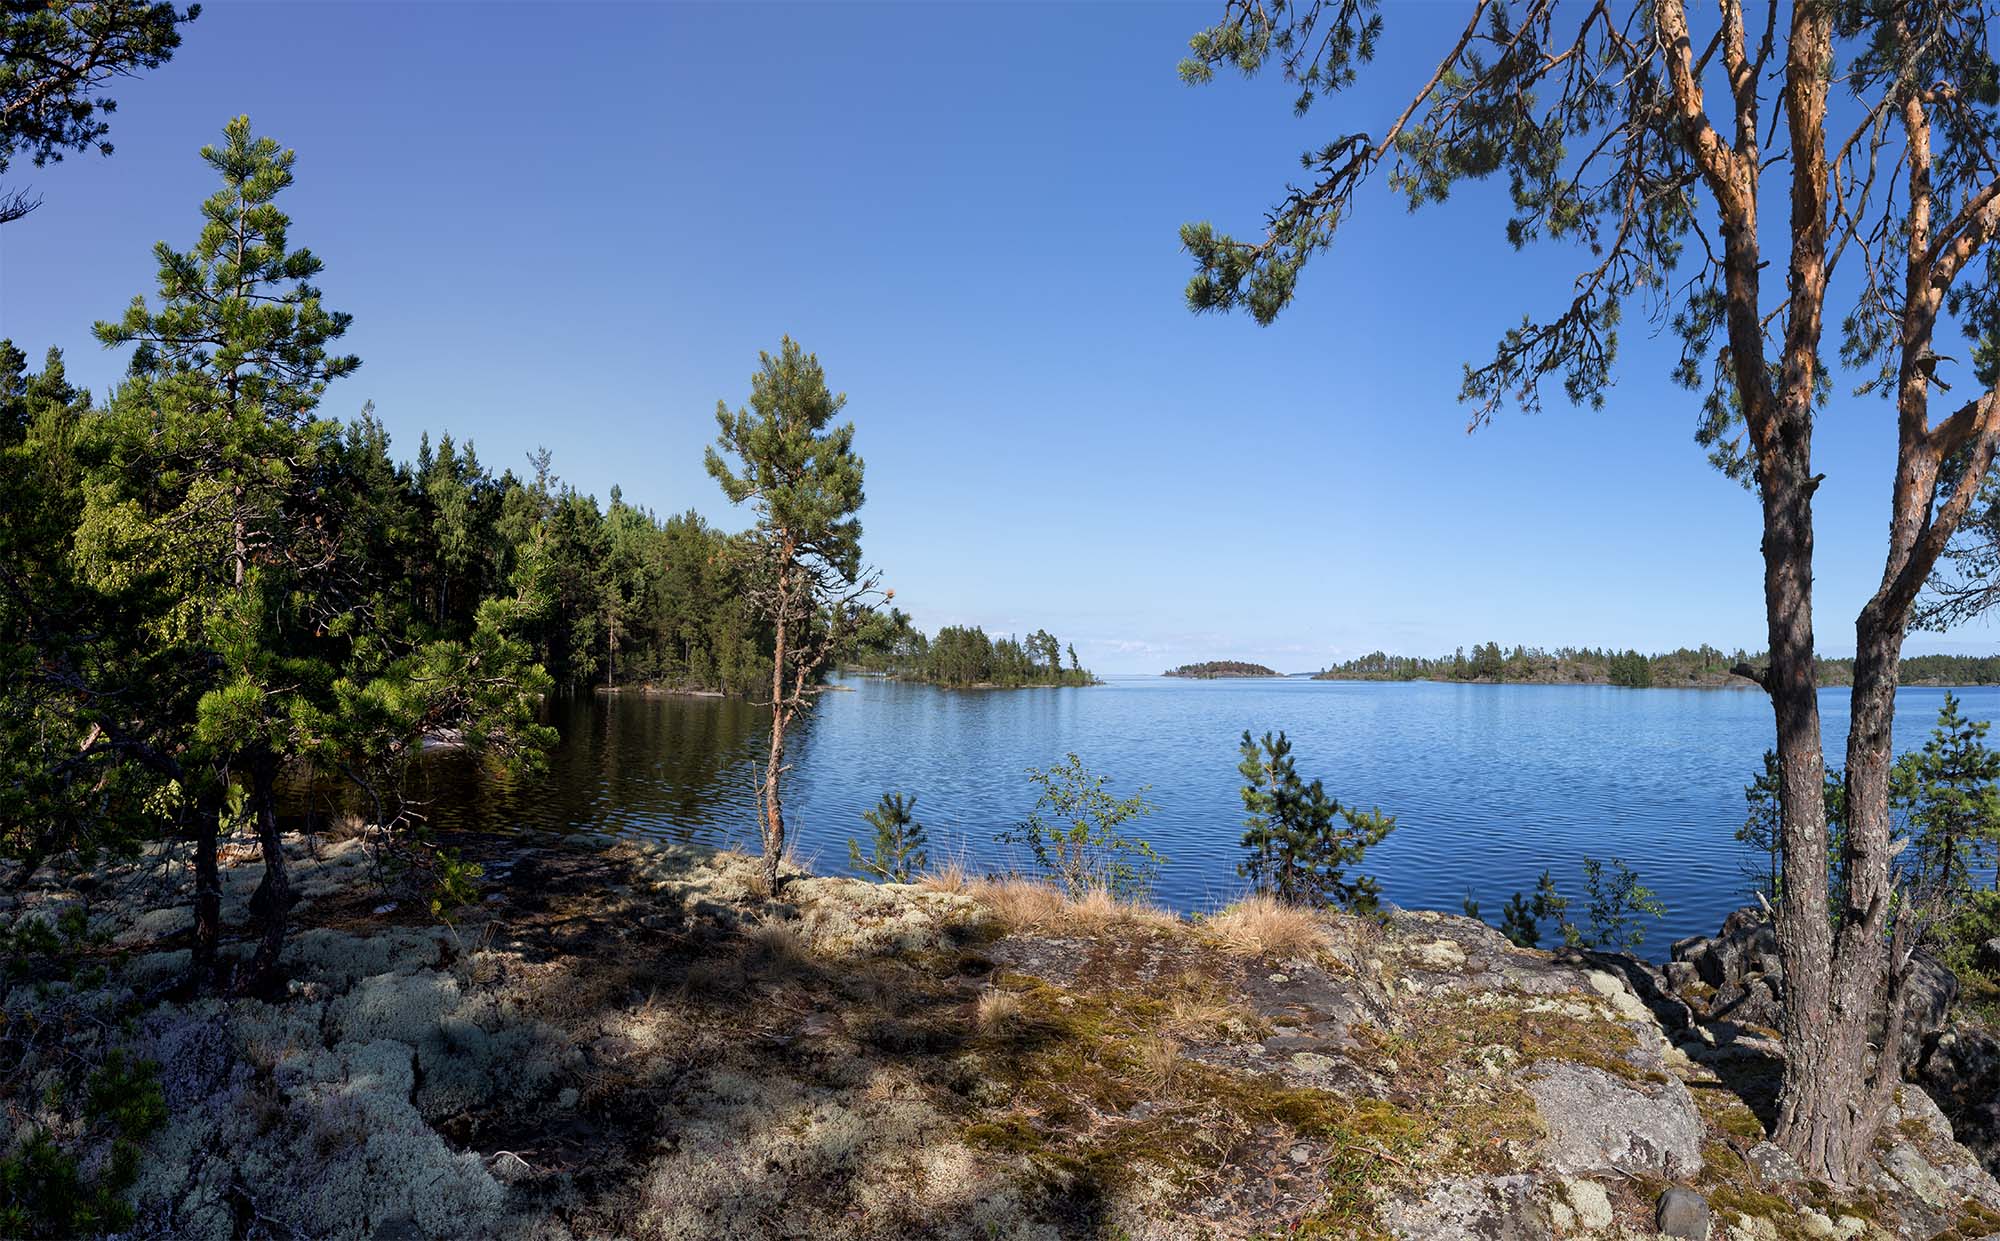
[843,614,1097,688]
[1314,644,2000,688]
[1164,660,1281,679]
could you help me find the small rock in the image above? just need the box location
[1655,1186,1711,1240]
[1746,1140,1803,1184]
[1409,938,1467,970]
[1287,1145,1312,1166]
[556,1086,579,1108]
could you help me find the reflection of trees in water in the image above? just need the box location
[283,693,778,847]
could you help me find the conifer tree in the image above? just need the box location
[1892,692,2000,896]
[1236,729,1393,910]
[1181,0,2000,1173]
[708,338,877,894]
[84,117,550,990]
[0,0,197,223]
[848,792,927,883]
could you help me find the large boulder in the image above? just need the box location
[1521,1062,1704,1179]
[1918,1023,2000,1179]
[1665,906,1956,1071]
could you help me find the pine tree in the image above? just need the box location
[0,0,198,223]
[1236,729,1394,911]
[1500,890,1540,949]
[1891,692,2000,896]
[708,338,877,894]
[848,792,927,883]
[83,118,550,990]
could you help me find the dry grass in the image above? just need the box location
[1204,894,1328,959]
[743,921,814,980]
[1134,1035,1181,1090]
[918,857,970,894]
[967,877,1069,932]
[1162,980,1241,1041]
[966,877,1181,935]
[973,988,1026,1035]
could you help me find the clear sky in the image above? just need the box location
[4,1,1995,674]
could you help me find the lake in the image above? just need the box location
[397,675,2000,951]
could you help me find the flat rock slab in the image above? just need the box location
[1522,1061,1703,1179]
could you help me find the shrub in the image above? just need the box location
[0,1050,166,1238]
[1582,857,1665,952]
[995,753,1163,899]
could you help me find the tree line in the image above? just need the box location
[1319,645,2000,689]
[0,115,881,987]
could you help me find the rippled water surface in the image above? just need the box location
[401,676,2000,949]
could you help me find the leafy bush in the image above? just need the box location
[1581,857,1665,952]
[848,791,928,883]
[996,753,1162,899]
[1235,730,1393,911]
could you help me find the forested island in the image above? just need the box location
[1163,660,1280,678]
[842,615,1096,688]
[1317,644,2000,688]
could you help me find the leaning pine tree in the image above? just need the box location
[708,338,878,895]
[1183,0,2000,1178]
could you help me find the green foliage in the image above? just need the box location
[1318,642,1752,686]
[1891,691,2000,897]
[1605,650,1652,688]
[998,753,1163,899]
[0,0,197,223]
[884,622,1094,688]
[1499,889,1540,948]
[848,791,928,883]
[0,1050,166,1238]
[1737,749,1849,903]
[706,336,867,586]
[1165,661,1279,678]
[427,847,484,921]
[1235,729,1394,911]
[1580,857,1666,953]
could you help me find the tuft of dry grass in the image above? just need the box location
[1205,894,1328,959]
[968,877,1069,932]
[967,877,1182,936]
[1133,1035,1181,1090]
[743,921,814,980]
[918,857,970,894]
[972,988,1025,1035]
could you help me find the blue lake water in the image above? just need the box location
[404,676,2000,951]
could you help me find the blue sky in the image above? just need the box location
[3,1,1993,673]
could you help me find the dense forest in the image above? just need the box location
[1164,660,1280,678]
[1317,644,2000,687]
[842,616,1094,688]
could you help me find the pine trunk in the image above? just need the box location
[1760,458,1869,1178]
[240,759,291,994]
[190,792,221,989]
[762,561,790,895]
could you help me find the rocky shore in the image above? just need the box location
[3,830,1999,1238]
